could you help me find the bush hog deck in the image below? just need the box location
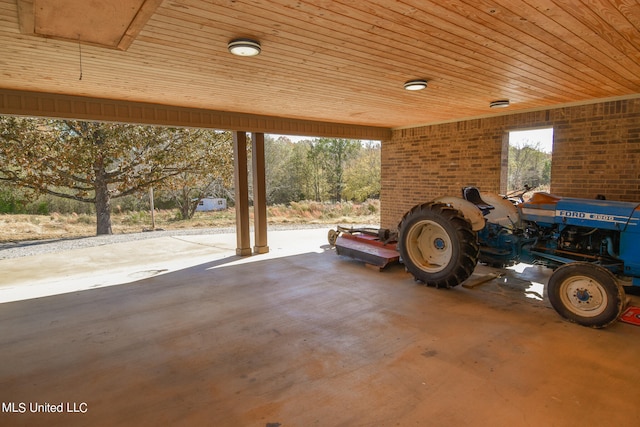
[329,226,399,270]
[330,188,640,328]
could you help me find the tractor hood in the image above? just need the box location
[520,193,640,231]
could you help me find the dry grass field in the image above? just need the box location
[0,200,380,242]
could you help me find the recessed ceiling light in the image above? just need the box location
[228,38,261,56]
[404,79,428,91]
[490,99,510,108]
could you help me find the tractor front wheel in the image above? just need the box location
[547,262,626,328]
[398,202,479,288]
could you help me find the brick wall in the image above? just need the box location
[381,97,640,229]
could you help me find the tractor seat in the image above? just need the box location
[462,187,495,212]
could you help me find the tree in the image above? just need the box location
[306,139,328,202]
[161,130,233,219]
[290,141,313,200]
[264,137,375,203]
[319,138,360,202]
[303,138,361,202]
[343,141,380,201]
[0,117,228,235]
[265,136,295,204]
[508,140,551,192]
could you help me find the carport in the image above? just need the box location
[1,1,639,425]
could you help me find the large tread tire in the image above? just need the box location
[547,262,626,328]
[398,202,479,288]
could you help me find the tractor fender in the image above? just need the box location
[433,196,485,231]
[480,192,521,228]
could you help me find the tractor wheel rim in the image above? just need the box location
[559,276,607,317]
[407,220,452,273]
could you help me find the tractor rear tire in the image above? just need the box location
[547,262,626,328]
[398,202,479,288]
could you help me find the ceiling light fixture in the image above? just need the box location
[404,79,428,91]
[490,99,510,108]
[227,38,261,56]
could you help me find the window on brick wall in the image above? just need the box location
[507,128,553,197]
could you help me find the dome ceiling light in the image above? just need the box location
[228,38,261,56]
[404,79,428,91]
[490,99,510,108]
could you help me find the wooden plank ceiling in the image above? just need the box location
[1,0,639,130]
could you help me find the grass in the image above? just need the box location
[0,200,380,243]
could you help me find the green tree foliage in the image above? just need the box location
[305,138,329,202]
[319,138,361,202]
[264,136,308,204]
[301,137,361,202]
[0,183,31,213]
[0,117,232,234]
[343,141,381,202]
[508,140,552,192]
[264,136,379,203]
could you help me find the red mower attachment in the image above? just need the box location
[328,226,399,269]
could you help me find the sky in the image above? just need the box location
[271,128,555,153]
[268,134,310,142]
[509,128,554,153]
[267,134,380,146]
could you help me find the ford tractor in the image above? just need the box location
[396,187,640,328]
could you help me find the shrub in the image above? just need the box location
[35,202,49,215]
[0,188,26,213]
[364,199,379,214]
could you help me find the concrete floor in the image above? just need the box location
[1,228,639,426]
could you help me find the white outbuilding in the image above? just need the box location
[195,198,227,212]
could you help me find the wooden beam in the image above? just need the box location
[233,131,252,257]
[0,89,391,140]
[252,133,269,255]
[15,0,35,34]
[118,0,165,51]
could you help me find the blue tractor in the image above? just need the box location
[397,188,640,328]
